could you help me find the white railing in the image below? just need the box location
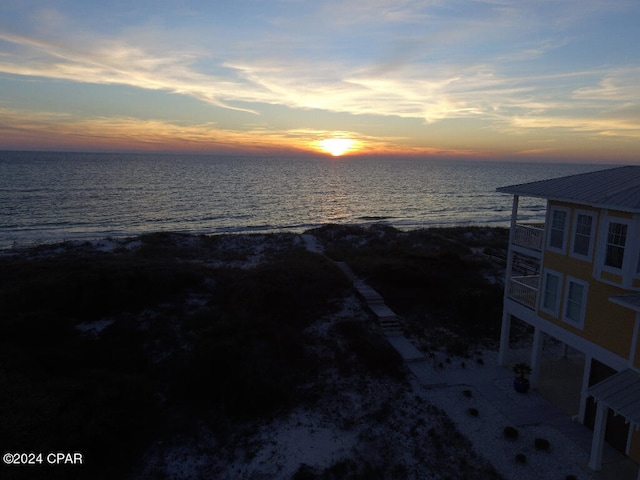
[513,223,545,251]
[508,275,539,309]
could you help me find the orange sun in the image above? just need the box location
[319,138,354,156]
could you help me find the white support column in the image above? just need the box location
[498,195,519,367]
[530,327,544,388]
[509,195,520,238]
[589,401,608,471]
[579,354,593,423]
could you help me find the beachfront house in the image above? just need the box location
[497,166,640,475]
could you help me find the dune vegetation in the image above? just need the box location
[0,226,507,479]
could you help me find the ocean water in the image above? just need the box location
[0,151,610,249]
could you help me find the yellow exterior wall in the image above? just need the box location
[609,210,634,220]
[601,270,623,284]
[527,200,640,463]
[539,201,636,358]
[582,285,635,359]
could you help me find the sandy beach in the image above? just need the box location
[0,225,620,479]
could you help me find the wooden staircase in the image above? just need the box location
[337,262,403,336]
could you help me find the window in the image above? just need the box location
[563,278,587,328]
[548,208,568,251]
[572,213,594,258]
[605,222,627,269]
[541,271,561,316]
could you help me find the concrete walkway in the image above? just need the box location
[393,340,638,480]
[400,350,596,449]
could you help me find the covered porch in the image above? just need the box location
[587,369,640,479]
[499,314,640,479]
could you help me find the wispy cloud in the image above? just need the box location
[573,68,640,102]
[0,0,638,158]
[0,31,259,114]
[509,115,640,139]
[0,105,481,157]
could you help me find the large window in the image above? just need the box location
[541,271,562,316]
[548,208,568,251]
[563,278,587,328]
[605,221,627,269]
[572,213,594,258]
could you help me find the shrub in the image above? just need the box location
[293,463,318,480]
[515,453,527,464]
[503,426,519,440]
[310,225,506,339]
[333,320,405,379]
[462,389,473,398]
[534,437,551,451]
[0,254,203,321]
[468,408,480,417]
[323,458,357,478]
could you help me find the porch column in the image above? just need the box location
[578,355,593,422]
[498,313,511,366]
[530,327,544,388]
[589,400,609,471]
[509,195,520,236]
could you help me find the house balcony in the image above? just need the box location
[512,223,545,252]
[507,275,539,309]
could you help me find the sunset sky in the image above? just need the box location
[0,1,638,160]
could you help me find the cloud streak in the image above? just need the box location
[0,0,638,159]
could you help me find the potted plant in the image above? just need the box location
[513,362,532,393]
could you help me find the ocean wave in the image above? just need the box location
[0,152,606,249]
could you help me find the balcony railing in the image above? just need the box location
[508,275,539,309]
[513,223,545,251]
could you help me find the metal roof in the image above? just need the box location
[496,166,640,213]
[587,369,640,427]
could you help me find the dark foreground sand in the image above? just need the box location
[1,226,591,479]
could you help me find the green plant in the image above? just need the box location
[503,426,518,440]
[468,408,479,417]
[515,453,527,464]
[534,438,551,451]
[513,362,531,379]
